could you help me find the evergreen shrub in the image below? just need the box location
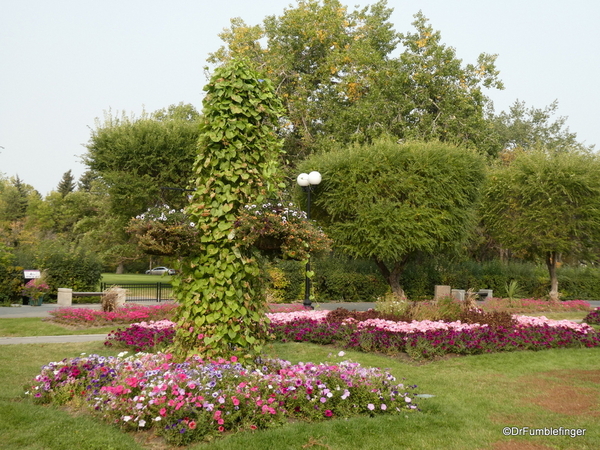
[37,247,103,294]
[272,256,389,302]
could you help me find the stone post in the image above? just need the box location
[451,289,465,301]
[434,285,452,300]
[57,288,73,306]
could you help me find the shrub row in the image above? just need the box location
[0,246,103,303]
[265,256,600,302]
[268,256,389,302]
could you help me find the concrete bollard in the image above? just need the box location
[57,288,73,306]
[434,285,452,300]
[451,289,465,301]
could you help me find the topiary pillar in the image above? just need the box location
[171,59,283,362]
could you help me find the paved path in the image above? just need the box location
[0,301,597,345]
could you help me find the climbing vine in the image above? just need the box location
[171,60,284,362]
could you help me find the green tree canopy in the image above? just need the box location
[56,170,76,197]
[482,150,600,300]
[83,102,202,221]
[299,139,485,298]
[209,3,503,162]
[492,100,594,156]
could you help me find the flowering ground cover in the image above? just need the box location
[104,308,600,360]
[583,308,600,325]
[47,303,179,327]
[105,320,176,352]
[268,310,600,359]
[25,351,418,446]
[481,297,591,313]
[46,303,305,328]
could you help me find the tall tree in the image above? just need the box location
[491,100,594,156]
[83,102,202,221]
[209,4,504,161]
[482,149,600,301]
[300,139,485,298]
[77,170,100,192]
[209,0,399,161]
[56,170,76,197]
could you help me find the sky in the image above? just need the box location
[1,0,599,196]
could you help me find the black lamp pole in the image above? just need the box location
[297,171,321,310]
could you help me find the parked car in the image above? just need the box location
[145,266,176,275]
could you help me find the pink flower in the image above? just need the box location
[324,410,333,417]
[159,408,167,417]
[188,420,196,429]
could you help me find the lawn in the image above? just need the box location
[101,272,174,285]
[0,317,115,337]
[2,301,599,449]
[1,341,599,450]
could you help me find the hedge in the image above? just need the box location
[265,256,600,302]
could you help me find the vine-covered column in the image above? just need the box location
[171,59,284,362]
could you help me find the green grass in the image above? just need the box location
[1,341,599,449]
[0,318,115,337]
[525,311,589,321]
[101,272,174,285]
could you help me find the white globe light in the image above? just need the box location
[296,173,310,187]
[307,171,322,185]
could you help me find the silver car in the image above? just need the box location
[145,266,176,275]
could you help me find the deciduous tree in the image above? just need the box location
[83,103,202,221]
[300,139,485,298]
[482,150,600,300]
[209,3,504,161]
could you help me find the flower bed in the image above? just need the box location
[268,310,600,359]
[105,320,176,352]
[583,308,600,325]
[26,352,418,446]
[104,309,600,360]
[481,298,591,313]
[47,303,179,327]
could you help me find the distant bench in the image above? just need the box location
[57,288,126,307]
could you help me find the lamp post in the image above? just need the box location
[297,171,322,309]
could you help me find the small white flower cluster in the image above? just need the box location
[244,202,308,223]
[135,204,195,227]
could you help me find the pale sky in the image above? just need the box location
[1,0,598,196]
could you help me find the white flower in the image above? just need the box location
[123,416,132,422]
[138,419,146,427]
[338,351,345,357]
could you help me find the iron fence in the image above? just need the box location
[100,282,174,302]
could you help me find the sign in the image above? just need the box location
[23,270,41,279]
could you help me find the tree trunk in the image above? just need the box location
[116,262,124,274]
[545,251,559,302]
[374,258,407,300]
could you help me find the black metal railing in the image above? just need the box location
[100,282,174,302]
